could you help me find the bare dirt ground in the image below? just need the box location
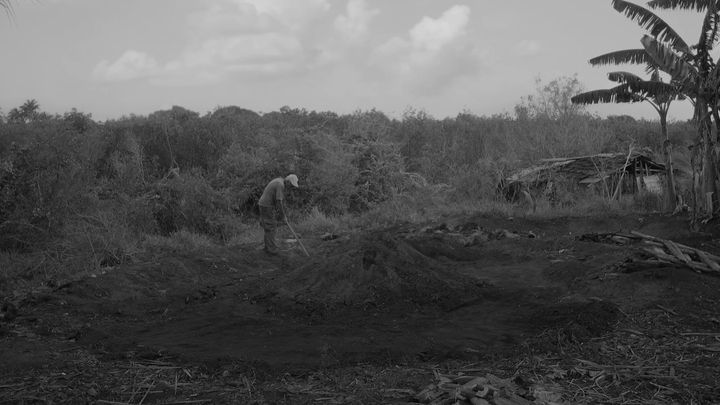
[1,213,720,404]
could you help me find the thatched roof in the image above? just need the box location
[506,151,665,186]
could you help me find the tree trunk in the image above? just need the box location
[659,113,677,211]
[697,98,717,217]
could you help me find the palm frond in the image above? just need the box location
[647,0,715,12]
[641,34,696,80]
[612,0,691,54]
[626,80,682,98]
[650,67,662,81]
[589,49,654,66]
[0,0,14,18]
[571,87,646,105]
[697,6,720,67]
[645,64,663,76]
[605,72,684,100]
[607,71,644,84]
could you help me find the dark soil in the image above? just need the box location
[2,212,720,403]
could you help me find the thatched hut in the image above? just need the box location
[500,151,667,202]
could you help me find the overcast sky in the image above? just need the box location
[0,0,707,121]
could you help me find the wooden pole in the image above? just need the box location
[285,218,310,256]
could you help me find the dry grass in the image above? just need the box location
[0,352,431,405]
[290,189,663,242]
[225,222,264,247]
[513,307,720,404]
[142,229,216,251]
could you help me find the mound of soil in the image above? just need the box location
[260,230,488,315]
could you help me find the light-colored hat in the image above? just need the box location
[285,174,299,188]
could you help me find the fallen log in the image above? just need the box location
[662,240,692,264]
[630,231,720,264]
[581,231,720,276]
[640,247,712,274]
[696,250,720,272]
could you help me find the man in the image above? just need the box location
[258,174,299,255]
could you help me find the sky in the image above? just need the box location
[0,0,709,121]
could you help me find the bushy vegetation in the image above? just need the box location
[0,78,697,285]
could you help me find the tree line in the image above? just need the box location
[0,79,696,254]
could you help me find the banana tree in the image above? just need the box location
[642,0,720,218]
[607,0,720,217]
[572,68,683,207]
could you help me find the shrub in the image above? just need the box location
[152,171,230,237]
[447,160,505,202]
[349,141,405,211]
[0,122,99,251]
[55,204,143,271]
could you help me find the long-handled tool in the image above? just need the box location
[285,218,310,256]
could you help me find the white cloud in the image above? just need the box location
[92,50,159,82]
[514,39,541,56]
[235,0,330,31]
[183,34,303,67]
[188,0,331,33]
[370,5,486,95]
[334,0,379,42]
[93,0,331,86]
[410,5,469,52]
[187,3,271,34]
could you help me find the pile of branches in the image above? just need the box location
[579,231,720,276]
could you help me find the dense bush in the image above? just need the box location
[0,121,99,250]
[0,91,697,262]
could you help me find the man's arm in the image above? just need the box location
[277,198,287,222]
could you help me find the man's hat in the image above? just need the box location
[285,174,299,188]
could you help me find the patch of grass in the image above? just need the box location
[0,250,69,298]
[296,206,344,235]
[225,222,264,246]
[143,229,216,251]
[336,188,666,232]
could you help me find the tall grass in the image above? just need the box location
[293,186,666,238]
[142,229,216,251]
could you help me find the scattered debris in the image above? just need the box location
[577,233,633,245]
[580,230,720,276]
[320,232,338,241]
[421,223,537,247]
[415,371,563,405]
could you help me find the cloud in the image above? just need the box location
[187,3,271,35]
[94,33,305,86]
[409,5,469,52]
[369,5,486,95]
[334,0,379,42]
[92,50,159,82]
[244,0,331,30]
[514,40,541,56]
[183,34,304,68]
[93,0,332,86]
